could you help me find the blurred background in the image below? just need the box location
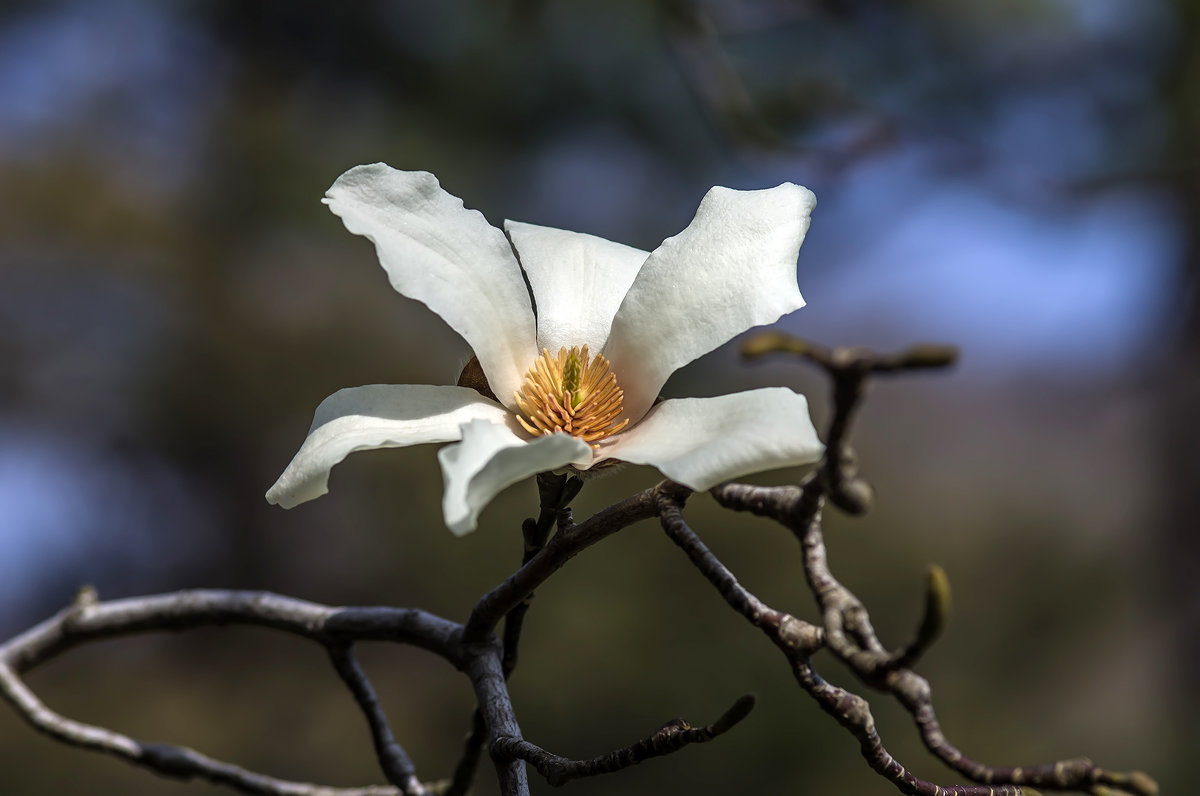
[0,0,1195,793]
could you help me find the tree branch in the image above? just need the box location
[443,710,487,796]
[492,694,756,786]
[459,644,528,796]
[0,589,421,796]
[658,494,1027,795]
[742,332,960,516]
[328,644,426,795]
[447,481,577,796]
[705,335,1156,796]
[657,488,824,659]
[463,483,671,642]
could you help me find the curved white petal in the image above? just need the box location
[324,164,536,406]
[439,420,592,536]
[598,388,823,491]
[504,220,647,353]
[603,183,816,422]
[267,385,511,509]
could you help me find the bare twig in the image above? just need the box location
[658,487,824,659]
[0,484,697,796]
[0,589,433,796]
[443,710,486,796]
[463,483,671,642]
[743,332,959,515]
[716,334,1154,796]
[658,494,1024,795]
[449,476,582,796]
[669,486,1161,795]
[459,644,527,796]
[328,644,426,795]
[741,331,959,376]
[502,472,581,678]
[492,694,757,786]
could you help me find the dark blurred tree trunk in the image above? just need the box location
[1158,0,1200,773]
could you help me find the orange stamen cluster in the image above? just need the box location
[514,345,629,444]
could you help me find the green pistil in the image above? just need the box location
[563,350,582,408]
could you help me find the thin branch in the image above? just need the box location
[657,489,824,659]
[502,482,574,679]
[463,483,671,642]
[443,710,487,796]
[724,336,1155,795]
[794,485,1154,793]
[132,743,399,796]
[742,332,959,516]
[0,589,460,796]
[328,644,426,795]
[709,480,812,525]
[789,658,1025,796]
[0,601,404,795]
[448,487,575,796]
[459,645,528,796]
[671,491,1145,795]
[741,332,960,376]
[0,589,467,674]
[658,496,1022,795]
[491,694,756,786]
[889,668,1158,796]
[795,501,893,673]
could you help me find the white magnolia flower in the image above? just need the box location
[267,164,824,535]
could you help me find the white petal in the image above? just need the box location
[598,388,823,490]
[603,183,816,422]
[504,220,647,352]
[438,419,592,536]
[324,164,536,406]
[267,385,512,509]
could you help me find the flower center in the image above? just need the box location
[514,345,629,444]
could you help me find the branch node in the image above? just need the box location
[494,692,756,787]
[655,479,693,506]
[777,613,825,657]
[327,643,424,793]
[556,507,574,534]
[73,584,99,610]
[828,471,874,515]
[529,472,585,548]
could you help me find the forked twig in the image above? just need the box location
[328,644,426,795]
[492,694,756,786]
